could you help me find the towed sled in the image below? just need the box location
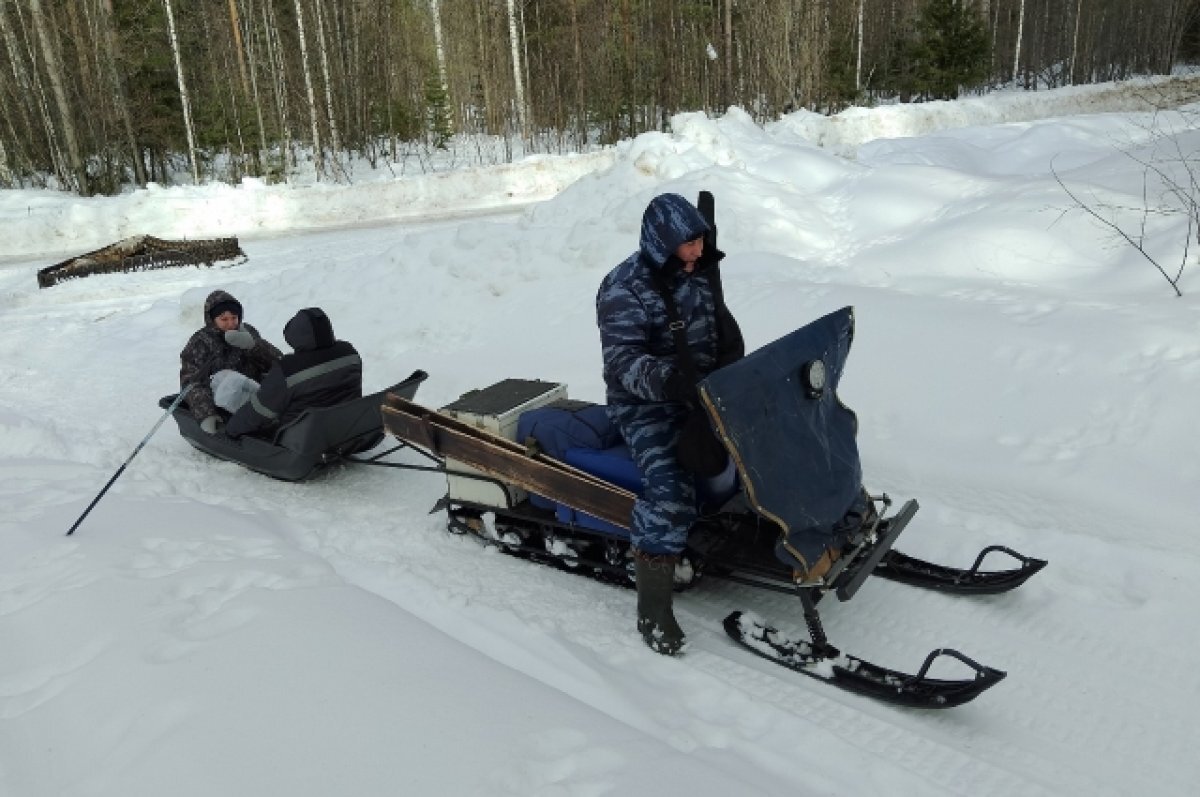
[378,309,1045,708]
[162,369,428,481]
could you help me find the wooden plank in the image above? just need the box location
[382,395,636,529]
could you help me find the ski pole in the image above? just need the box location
[66,384,193,536]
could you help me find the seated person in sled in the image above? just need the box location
[596,191,743,657]
[180,290,283,435]
[225,307,363,439]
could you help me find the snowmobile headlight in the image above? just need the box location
[802,359,826,399]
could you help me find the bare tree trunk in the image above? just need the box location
[473,0,490,132]
[64,2,95,133]
[99,0,147,186]
[293,0,325,178]
[0,94,33,184]
[0,133,12,187]
[568,0,585,141]
[162,0,199,184]
[800,0,828,110]
[0,0,43,179]
[240,0,268,172]
[429,0,450,101]
[1070,0,1083,85]
[15,1,70,183]
[855,0,864,92]
[724,0,733,107]
[505,0,527,139]
[1013,0,1026,86]
[227,0,252,96]
[520,0,532,133]
[263,0,294,168]
[29,0,89,193]
[312,0,345,179]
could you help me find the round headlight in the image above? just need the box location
[802,359,826,399]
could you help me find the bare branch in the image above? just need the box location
[1051,160,1183,297]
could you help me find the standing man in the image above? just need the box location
[596,192,742,655]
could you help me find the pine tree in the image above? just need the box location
[424,76,453,149]
[904,0,990,101]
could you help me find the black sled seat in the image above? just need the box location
[161,369,428,481]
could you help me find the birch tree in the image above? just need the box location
[1070,0,1083,84]
[429,0,450,104]
[1013,0,1026,85]
[567,0,585,138]
[29,0,88,193]
[506,0,528,138]
[263,0,295,171]
[312,0,345,180]
[162,0,199,184]
[293,0,325,178]
[724,0,734,107]
[226,0,251,96]
[240,0,269,169]
[0,0,41,180]
[0,132,12,187]
[856,0,865,91]
[99,0,146,186]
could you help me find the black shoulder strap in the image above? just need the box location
[651,270,702,391]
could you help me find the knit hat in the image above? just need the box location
[209,299,242,323]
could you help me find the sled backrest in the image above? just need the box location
[275,369,428,458]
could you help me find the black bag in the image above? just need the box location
[677,406,728,477]
[651,267,729,478]
[653,190,741,479]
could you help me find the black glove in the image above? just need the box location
[664,370,693,405]
[224,327,255,350]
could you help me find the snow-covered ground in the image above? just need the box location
[2,76,1199,796]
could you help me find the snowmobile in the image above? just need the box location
[161,369,427,481]
[376,310,1046,709]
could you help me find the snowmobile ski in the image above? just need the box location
[873,545,1047,595]
[723,611,1006,708]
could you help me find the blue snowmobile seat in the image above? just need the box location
[556,444,642,535]
[562,444,641,492]
[516,399,741,536]
[517,400,621,509]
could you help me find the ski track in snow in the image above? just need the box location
[9,419,1160,787]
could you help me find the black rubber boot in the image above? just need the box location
[634,551,687,655]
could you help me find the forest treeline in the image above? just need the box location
[1,0,1198,195]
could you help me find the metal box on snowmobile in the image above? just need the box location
[440,378,567,508]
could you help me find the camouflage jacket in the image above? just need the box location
[596,193,723,409]
[179,289,282,421]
